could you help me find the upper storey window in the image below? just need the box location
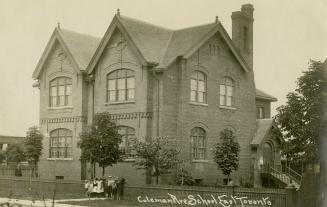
[49,77,72,107]
[190,71,206,103]
[220,77,234,107]
[257,107,265,119]
[107,69,135,102]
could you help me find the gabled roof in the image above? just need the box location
[158,23,217,68]
[32,27,100,79]
[59,29,101,71]
[255,88,278,102]
[87,14,250,74]
[252,119,274,147]
[251,119,283,148]
[119,15,173,64]
[34,14,251,79]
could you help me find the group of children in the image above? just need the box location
[84,176,125,199]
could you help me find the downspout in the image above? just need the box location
[152,69,160,137]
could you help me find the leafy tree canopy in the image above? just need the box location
[78,112,122,176]
[0,151,5,164]
[275,60,327,163]
[6,144,26,163]
[213,129,240,179]
[133,137,180,184]
[24,126,43,164]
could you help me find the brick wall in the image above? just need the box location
[160,33,257,186]
[38,41,87,180]
[255,99,271,118]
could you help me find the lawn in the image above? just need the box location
[59,199,144,207]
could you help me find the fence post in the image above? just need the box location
[285,184,297,207]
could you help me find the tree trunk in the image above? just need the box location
[102,166,105,177]
[92,162,96,178]
[156,175,159,185]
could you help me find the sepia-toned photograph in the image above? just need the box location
[0,0,326,206]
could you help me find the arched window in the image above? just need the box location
[49,77,72,107]
[50,128,72,158]
[118,126,136,159]
[190,71,206,103]
[107,69,135,102]
[191,127,206,160]
[220,77,234,107]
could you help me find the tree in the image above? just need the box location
[275,60,327,163]
[175,162,194,186]
[213,129,240,183]
[24,126,43,177]
[78,112,122,177]
[0,151,5,164]
[132,137,180,184]
[6,144,25,164]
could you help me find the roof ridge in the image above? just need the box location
[119,15,173,31]
[174,22,216,31]
[59,28,101,40]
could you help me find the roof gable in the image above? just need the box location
[158,23,217,68]
[251,119,283,148]
[119,15,173,64]
[36,15,253,77]
[59,29,100,71]
[87,15,150,74]
[32,28,100,79]
[181,22,250,72]
[87,15,251,74]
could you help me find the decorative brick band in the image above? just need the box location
[109,112,152,120]
[41,116,87,124]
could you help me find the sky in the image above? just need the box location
[0,0,326,136]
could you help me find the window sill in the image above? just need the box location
[219,105,237,110]
[189,102,208,107]
[104,101,135,106]
[192,160,210,163]
[47,106,73,110]
[47,158,73,161]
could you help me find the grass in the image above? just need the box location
[0,188,86,201]
[59,199,143,207]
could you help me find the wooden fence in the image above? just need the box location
[0,177,85,199]
[0,177,295,207]
[124,185,290,207]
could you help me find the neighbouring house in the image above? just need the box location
[32,4,288,187]
[0,135,24,152]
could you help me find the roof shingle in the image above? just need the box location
[251,119,274,147]
[255,88,277,102]
[59,29,101,70]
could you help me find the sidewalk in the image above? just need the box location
[0,197,107,207]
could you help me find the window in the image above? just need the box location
[220,77,234,107]
[107,69,135,102]
[190,71,206,103]
[49,77,72,107]
[209,44,220,55]
[191,127,206,160]
[257,107,265,119]
[118,126,136,159]
[49,129,72,158]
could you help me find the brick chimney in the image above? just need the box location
[231,4,254,69]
